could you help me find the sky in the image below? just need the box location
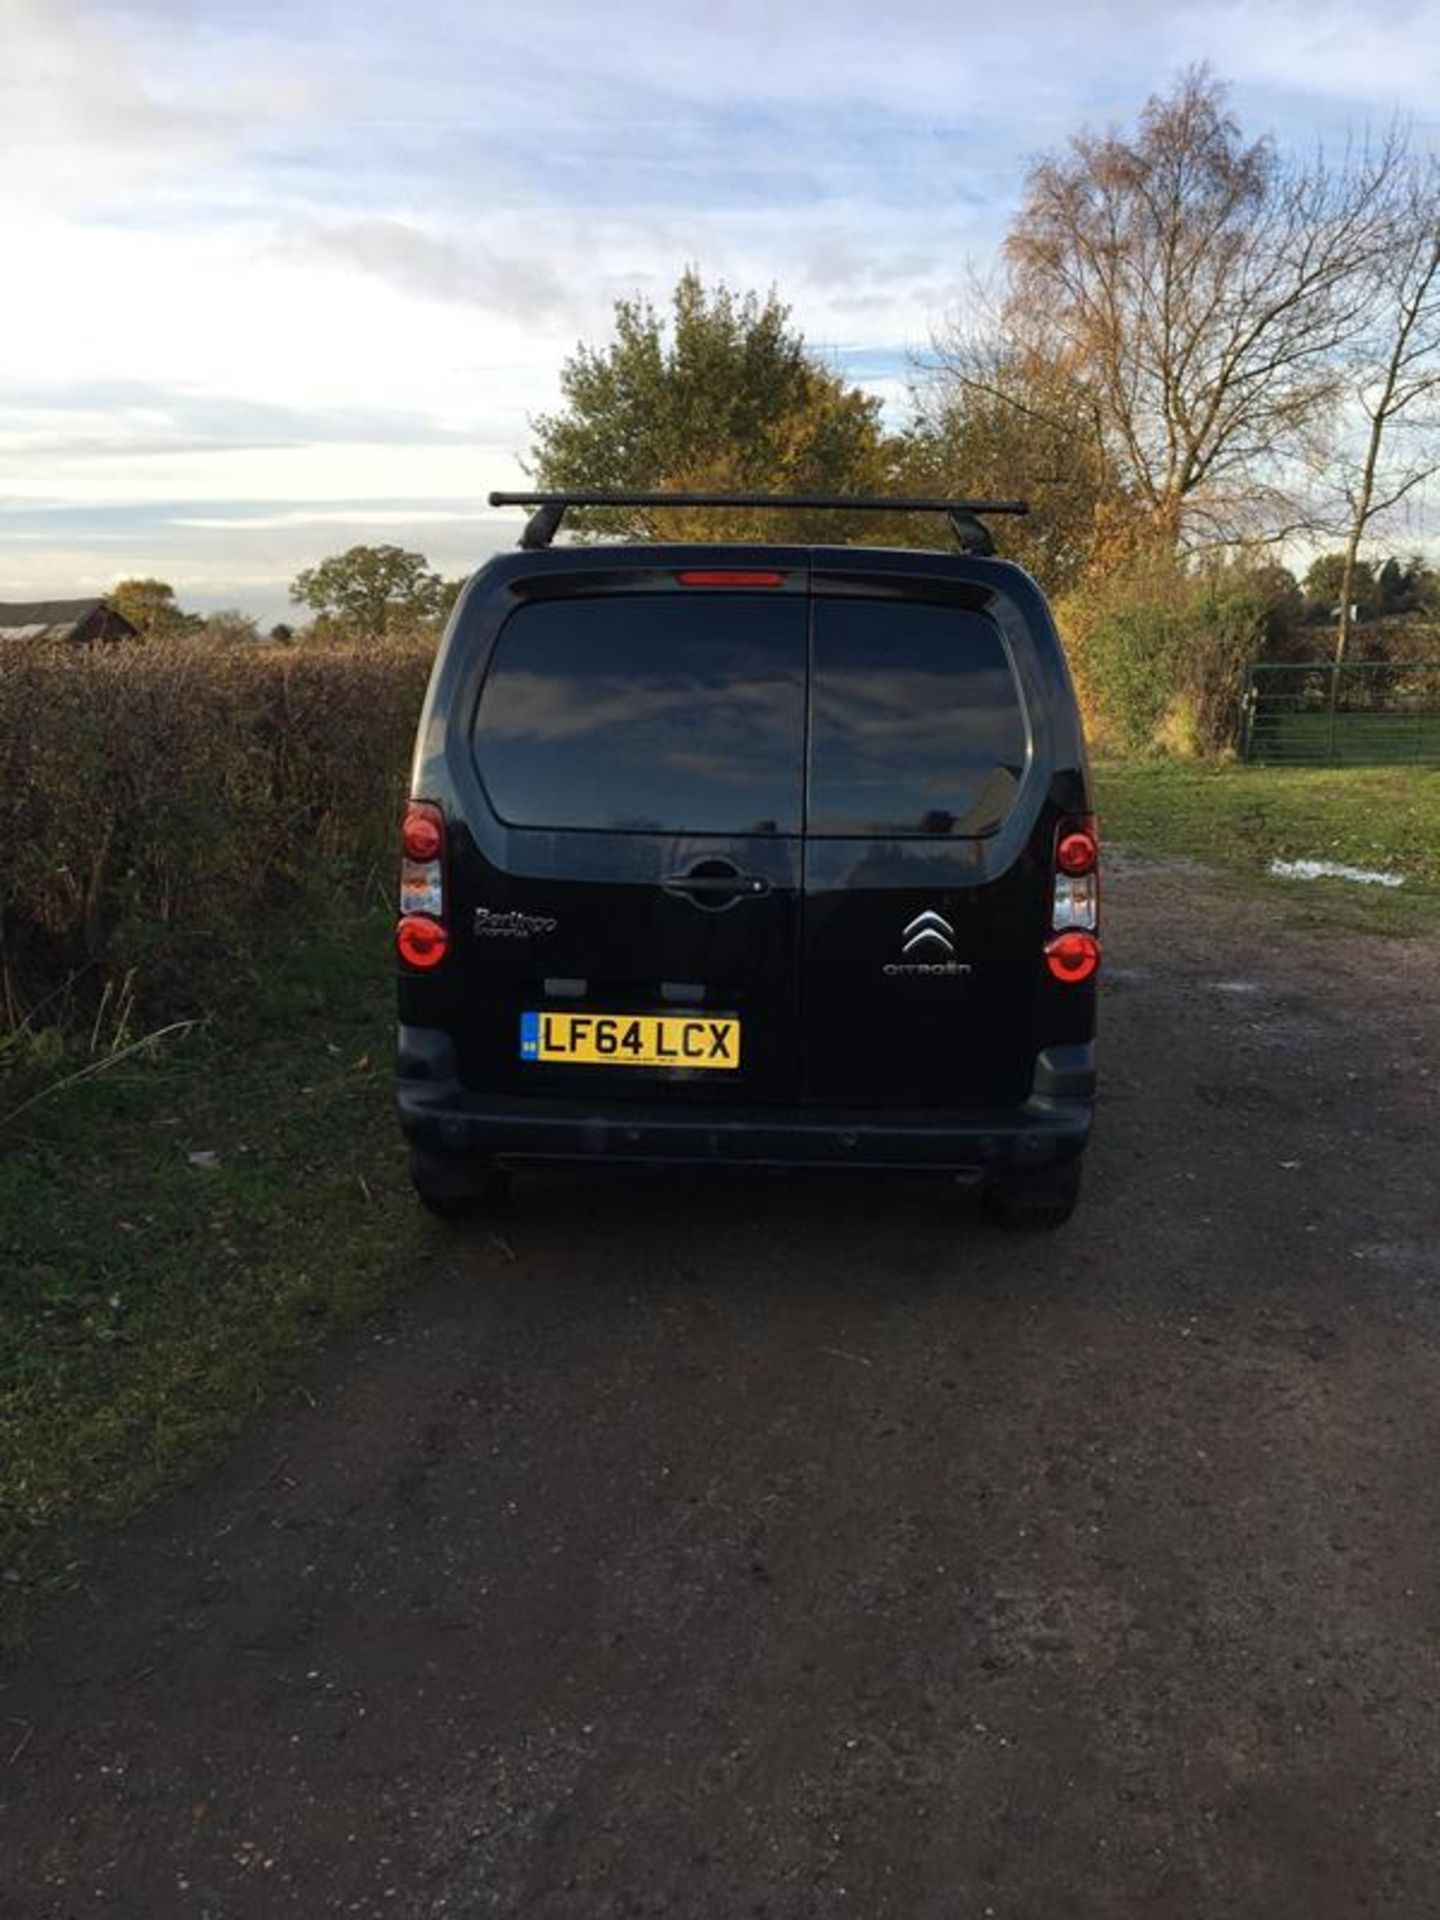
[3,0,1439,623]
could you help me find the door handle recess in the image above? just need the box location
[662,873,769,895]
[661,862,772,909]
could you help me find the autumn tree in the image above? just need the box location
[108,578,203,642]
[907,330,1137,595]
[528,268,894,543]
[289,545,445,640]
[997,68,1400,549]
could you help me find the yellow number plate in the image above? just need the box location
[520,1010,740,1070]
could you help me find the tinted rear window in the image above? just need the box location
[808,599,1027,836]
[473,594,806,834]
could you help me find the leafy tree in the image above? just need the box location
[906,334,1137,595]
[1398,554,1438,611]
[289,545,445,640]
[999,68,1399,549]
[1191,558,1303,654]
[1245,562,1305,647]
[108,578,203,642]
[1304,552,1379,618]
[435,577,467,625]
[1378,556,1407,609]
[1354,553,1434,617]
[528,269,893,542]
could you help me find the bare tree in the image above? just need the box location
[1332,157,1440,663]
[998,68,1401,549]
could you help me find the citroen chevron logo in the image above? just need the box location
[901,909,955,956]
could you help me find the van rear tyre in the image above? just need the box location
[985,1160,1082,1231]
[409,1148,510,1220]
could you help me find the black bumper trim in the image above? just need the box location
[397,1030,1093,1173]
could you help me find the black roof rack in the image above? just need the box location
[487,491,1029,556]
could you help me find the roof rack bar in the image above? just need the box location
[517,499,567,551]
[488,490,1029,554]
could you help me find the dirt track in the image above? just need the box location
[4,853,1440,1918]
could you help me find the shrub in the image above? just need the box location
[1057,560,1266,757]
[0,639,433,1038]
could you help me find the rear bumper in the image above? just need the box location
[396,1027,1094,1174]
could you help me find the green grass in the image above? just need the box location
[1249,708,1440,766]
[1096,760,1440,934]
[0,913,427,1646]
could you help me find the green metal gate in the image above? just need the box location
[1240,661,1440,766]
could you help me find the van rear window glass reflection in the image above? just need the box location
[808,600,1027,836]
[473,594,807,834]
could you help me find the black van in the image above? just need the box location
[396,493,1098,1228]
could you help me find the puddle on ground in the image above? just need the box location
[1270,858,1405,889]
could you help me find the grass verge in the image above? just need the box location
[0,913,422,1649]
[1096,761,1440,935]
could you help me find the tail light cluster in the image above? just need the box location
[1045,814,1099,984]
[397,800,449,970]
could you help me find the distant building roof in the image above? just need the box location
[0,599,139,643]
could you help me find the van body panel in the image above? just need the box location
[399,539,1096,1180]
[800,560,1036,1108]
[407,550,812,1107]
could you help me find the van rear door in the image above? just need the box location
[800,571,1044,1110]
[456,570,808,1105]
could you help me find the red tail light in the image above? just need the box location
[402,801,444,861]
[1056,817,1099,875]
[398,801,447,967]
[1048,812,1099,978]
[1046,931,1100,983]
[675,570,785,587]
[397,914,449,970]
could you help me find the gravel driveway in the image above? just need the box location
[4,853,1440,1918]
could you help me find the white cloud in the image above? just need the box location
[170,507,497,532]
[282,218,572,323]
[0,0,317,207]
[1,441,524,510]
[1191,0,1440,115]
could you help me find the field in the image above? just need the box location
[0,917,415,1642]
[2,758,1439,1642]
[1098,759,1440,932]
[1247,708,1440,766]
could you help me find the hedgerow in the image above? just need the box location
[0,640,432,1040]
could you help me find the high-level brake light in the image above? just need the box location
[676,570,786,587]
